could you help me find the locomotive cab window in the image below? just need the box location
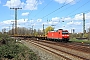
[62,31,68,34]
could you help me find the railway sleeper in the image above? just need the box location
[23,40,89,60]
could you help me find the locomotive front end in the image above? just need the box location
[62,30,69,42]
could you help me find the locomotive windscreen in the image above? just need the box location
[62,31,68,34]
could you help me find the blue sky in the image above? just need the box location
[0,0,90,33]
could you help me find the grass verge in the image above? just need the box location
[70,38,90,44]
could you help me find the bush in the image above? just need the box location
[0,34,40,60]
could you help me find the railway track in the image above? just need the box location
[28,37,90,52]
[28,40,71,60]
[37,39,90,53]
[23,39,90,60]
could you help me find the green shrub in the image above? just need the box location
[0,34,40,60]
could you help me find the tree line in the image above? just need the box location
[2,26,54,36]
[1,26,90,40]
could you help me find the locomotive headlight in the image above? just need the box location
[62,35,65,36]
[62,35,69,36]
[66,35,69,36]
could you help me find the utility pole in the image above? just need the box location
[43,24,45,36]
[10,8,22,35]
[83,13,85,37]
[9,26,10,35]
[11,21,14,35]
[32,25,33,36]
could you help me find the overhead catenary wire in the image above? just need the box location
[61,0,67,7]
[59,0,90,23]
[66,0,90,17]
[42,0,90,20]
[32,0,53,19]
[51,0,82,18]
[67,9,90,18]
[49,0,90,23]
[50,0,90,30]
[57,10,90,31]
[30,0,68,21]
[28,0,41,20]
[47,0,67,22]
[41,1,74,19]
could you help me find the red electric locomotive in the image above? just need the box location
[47,29,69,42]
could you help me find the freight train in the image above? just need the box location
[46,29,69,42]
[36,29,69,42]
[12,29,69,42]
